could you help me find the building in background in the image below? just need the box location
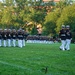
[43,0,60,2]
[43,0,75,3]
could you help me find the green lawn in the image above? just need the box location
[0,43,75,75]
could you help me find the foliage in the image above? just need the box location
[31,25,38,35]
[1,7,12,28]
[43,8,61,36]
[30,10,45,24]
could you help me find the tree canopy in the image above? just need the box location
[0,0,75,41]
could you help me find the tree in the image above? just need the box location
[31,25,38,35]
[0,2,3,27]
[1,6,13,28]
[0,0,16,28]
[43,8,61,36]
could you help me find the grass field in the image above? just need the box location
[0,43,75,75]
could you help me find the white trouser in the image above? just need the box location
[3,40,7,47]
[65,39,71,50]
[12,39,16,47]
[23,39,25,46]
[18,39,23,48]
[60,40,66,50]
[0,39,2,47]
[7,39,11,47]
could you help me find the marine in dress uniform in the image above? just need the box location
[7,29,12,47]
[17,29,24,48]
[0,29,2,47]
[11,29,17,47]
[22,30,26,47]
[65,25,72,50]
[59,25,66,50]
[2,29,7,47]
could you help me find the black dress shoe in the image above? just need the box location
[59,48,62,50]
[65,48,66,50]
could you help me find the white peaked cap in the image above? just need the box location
[66,25,70,28]
[62,25,65,28]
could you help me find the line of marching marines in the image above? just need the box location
[0,28,28,48]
